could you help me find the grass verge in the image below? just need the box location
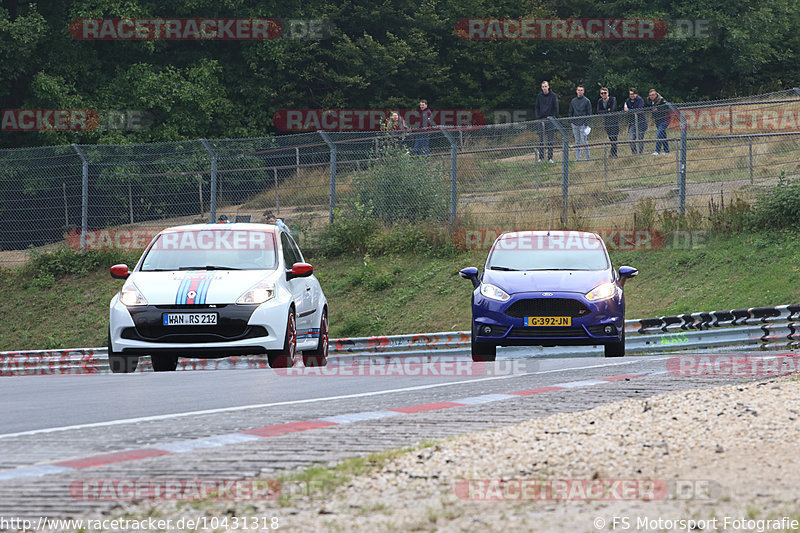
[1,229,799,351]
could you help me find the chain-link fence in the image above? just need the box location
[1,89,799,264]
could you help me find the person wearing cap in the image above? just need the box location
[217,215,229,223]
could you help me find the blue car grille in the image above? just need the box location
[508,327,587,338]
[504,298,590,318]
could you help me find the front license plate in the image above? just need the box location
[162,313,218,326]
[525,316,571,326]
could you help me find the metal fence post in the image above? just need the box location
[668,103,687,214]
[548,117,569,225]
[71,144,88,251]
[318,131,336,223]
[749,137,754,184]
[199,139,217,223]
[439,127,458,224]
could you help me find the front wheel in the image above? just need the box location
[303,309,328,367]
[108,330,138,373]
[471,324,496,362]
[269,309,297,369]
[604,328,625,357]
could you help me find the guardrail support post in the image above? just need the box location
[319,131,336,223]
[668,103,687,214]
[439,127,458,224]
[548,117,569,225]
[71,144,88,251]
[199,139,217,223]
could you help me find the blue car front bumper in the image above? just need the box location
[472,291,624,347]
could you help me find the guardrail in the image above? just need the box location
[1,304,798,375]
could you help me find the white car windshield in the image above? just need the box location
[139,229,278,271]
[487,234,609,271]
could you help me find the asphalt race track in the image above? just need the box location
[0,349,771,520]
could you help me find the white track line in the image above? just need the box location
[0,358,668,440]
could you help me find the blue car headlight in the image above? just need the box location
[480,283,510,302]
[585,282,618,302]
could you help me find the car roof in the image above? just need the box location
[498,230,601,240]
[158,223,278,233]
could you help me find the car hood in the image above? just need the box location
[125,269,281,305]
[482,269,612,295]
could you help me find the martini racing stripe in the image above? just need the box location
[175,274,213,305]
[297,328,320,340]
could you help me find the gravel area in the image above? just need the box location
[47,377,800,532]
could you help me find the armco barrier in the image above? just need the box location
[1,304,798,375]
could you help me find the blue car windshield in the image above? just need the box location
[140,229,278,271]
[488,236,609,271]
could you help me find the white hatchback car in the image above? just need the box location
[108,223,328,372]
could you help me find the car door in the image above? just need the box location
[284,233,316,335]
[280,231,308,331]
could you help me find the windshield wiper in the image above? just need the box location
[178,265,242,271]
[489,266,520,271]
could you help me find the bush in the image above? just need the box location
[21,247,139,281]
[315,204,379,256]
[354,137,449,224]
[749,172,800,230]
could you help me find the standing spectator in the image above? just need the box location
[623,87,647,154]
[412,99,433,155]
[597,87,619,158]
[535,81,559,163]
[569,85,592,161]
[383,111,408,148]
[647,89,671,155]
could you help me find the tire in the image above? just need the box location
[471,323,496,362]
[604,328,626,357]
[108,330,138,374]
[151,354,179,372]
[303,308,328,367]
[269,308,297,369]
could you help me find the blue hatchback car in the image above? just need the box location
[460,231,637,360]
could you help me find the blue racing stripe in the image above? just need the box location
[175,278,190,305]
[197,277,211,304]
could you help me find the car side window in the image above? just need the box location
[280,232,300,269]
[286,234,304,263]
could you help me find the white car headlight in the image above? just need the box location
[237,281,276,305]
[119,283,148,307]
[480,283,510,302]
[585,282,617,302]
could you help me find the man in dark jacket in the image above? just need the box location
[624,87,647,154]
[412,99,433,155]
[569,85,592,161]
[597,87,619,158]
[535,81,559,162]
[647,89,671,154]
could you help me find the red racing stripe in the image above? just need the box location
[54,448,171,469]
[389,402,466,414]
[242,420,339,437]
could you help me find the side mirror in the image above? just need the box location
[110,264,131,280]
[459,267,480,289]
[618,266,638,286]
[287,262,313,280]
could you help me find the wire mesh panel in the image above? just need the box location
[1,90,799,265]
[0,145,82,259]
